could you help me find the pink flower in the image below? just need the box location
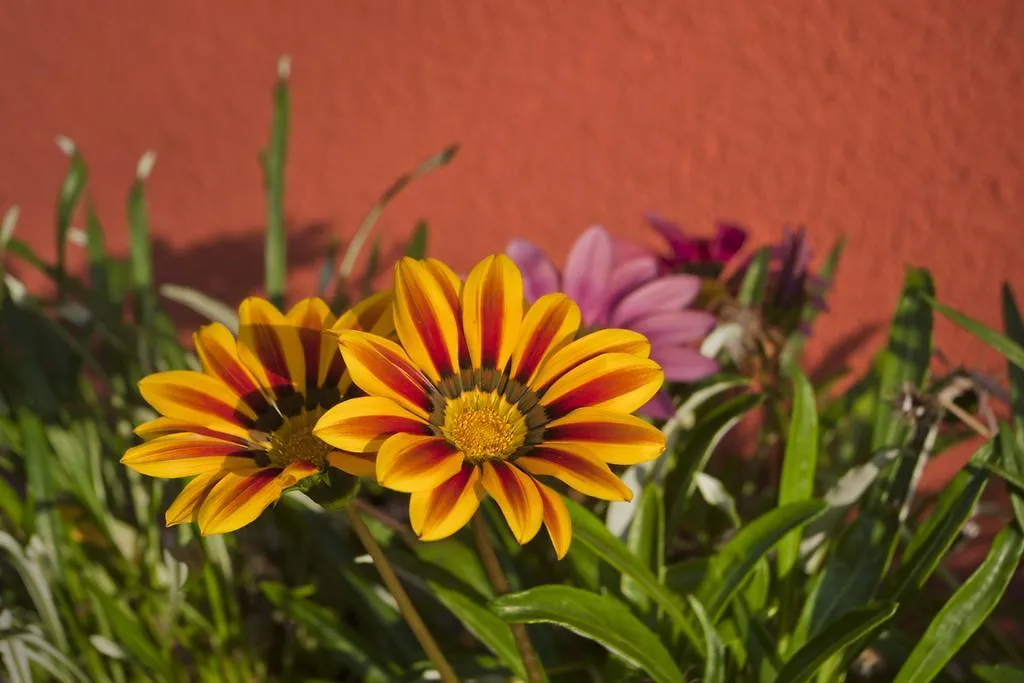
[507,226,719,419]
[646,212,747,273]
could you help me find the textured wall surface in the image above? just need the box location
[1,2,1022,432]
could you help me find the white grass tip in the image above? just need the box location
[54,135,77,156]
[1,205,20,244]
[136,151,158,180]
[67,226,88,246]
[277,55,292,80]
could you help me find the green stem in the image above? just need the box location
[343,506,459,683]
[471,514,545,683]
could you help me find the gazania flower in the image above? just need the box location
[121,294,392,535]
[507,226,718,419]
[314,255,666,558]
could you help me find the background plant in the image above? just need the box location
[1,58,1022,683]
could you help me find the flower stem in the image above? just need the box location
[470,513,545,683]
[343,505,459,683]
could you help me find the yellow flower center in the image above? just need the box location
[441,389,527,462]
[265,409,332,469]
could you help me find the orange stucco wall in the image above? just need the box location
[1,2,1022,389]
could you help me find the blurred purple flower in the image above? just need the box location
[507,225,719,419]
[646,212,747,272]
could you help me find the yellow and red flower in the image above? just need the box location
[122,294,392,535]
[314,255,666,558]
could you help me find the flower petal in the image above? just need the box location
[393,258,460,382]
[194,322,270,415]
[480,461,543,544]
[540,352,663,417]
[286,297,334,394]
[165,471,224,526]
[711,222,746,262]
[121,433,256,477]
[336,331,434,420]
[423,258,470,366]
[462,254,523,372]
[649,345,719,382]
[562,226,613,325]
[197,461,318,535]
[408,465,483,541]
[509,294,581,386]
[376,434,465,493]
[315,396,430,453]
[237,297,305,401]
[535,481,572,559]
[516,445,632,501]
[638,389,676,420]
[645,213,694,263]
[506,240,559,302]
[605,256,661,318]
[327,451,377,478]
[544,407,666,465]
[138,371,255,439]
[529,329,651,393]
[610,275,702,327]
[327,290,396,390]
[630,311,717,345]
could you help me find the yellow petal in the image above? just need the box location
[423,258,469,366]
[544,407,666,465]
[393,258,460,382]
[535,481,572,559]
[539,352,663,418]
[408,465,483,541]
[516,444,633,501]
[326,290,397,392]
[121,433,255,477]
[138,371,255,440]
[376,434,465,493]
[335,330,434,420]
[314,396,430,453]
[165,471,224,526]
[327,451,377,478]
[480,461,543,544]
[530,329,651,392]
[197,461,318,535]
[193,322,270,413]
[462,254,523,372]
[285,297,334,394]
[509,293,580,385]
[237,297,305,400]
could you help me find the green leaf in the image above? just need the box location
[687,596,725,683]
[261,56,290,309]
[885,442,992,599]
[0,533,67,652]
[54,141,88,287]
[1003,284,1024,418]
[893,523,1024,683]
[737,248,771,307]
[692,472,740,528]
[492,586,685,683]
[565,497,703,652]
[777,367,819,580]
[404,221,429,259]
[159,284,239,333]
[429,583,525,679]
[873,267,934,452]
[774,602,898,683]
[622,483,665,610]
[995,422,1024,530]
[337,145,458,282]
[697,500,826,621]
[974,665,1024,683]
[929,294,1024,373]
[84,575,171,678]
[16,408,60,563]
[665,392,765,535]
[664,558,708,597]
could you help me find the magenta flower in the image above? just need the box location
[646,212,747,274]
[507,226,719,419]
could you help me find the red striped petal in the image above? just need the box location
[529,329,651,393]
[238,297,305,400]
[314,396,430,453]
[393,258,460,381]
[544,407,665,465]
[165,471,224,526]
[408,465,483,541]
[463,254,523,371]
[121,433,255,477]
[515,445,633,501]
[376,434,465,493]
[535,481,572,559]
[540,352,663,418]
[138,371,255,439]
[286,298,334,393]
[194,322,270,415]
[423,258,470,367]
[336,331,434,419]
[509,293,580,385]
[481,461,543,544]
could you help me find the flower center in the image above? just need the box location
[265,409,332,469]
[441,389,527,462]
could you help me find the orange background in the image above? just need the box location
[1,2,1022,396]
